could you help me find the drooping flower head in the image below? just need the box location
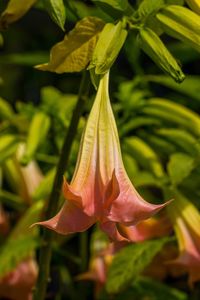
[36,72,169,241]
[167,190,200,286]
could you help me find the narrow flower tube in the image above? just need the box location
[167,191,200,286]
[35,72,169,241]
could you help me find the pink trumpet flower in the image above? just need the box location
[167,191,200,287]
[36,72,169,241]
[0,258,38,300]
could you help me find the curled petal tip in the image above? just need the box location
[33,202,95,235]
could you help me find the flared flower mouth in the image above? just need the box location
[35,72,170,241]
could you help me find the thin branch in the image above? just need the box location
[33,71,90,300]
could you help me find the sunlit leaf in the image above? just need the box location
[0,97,14,119]
[167,153,196,186]
[42,0,66,30]
[20,112,51,165]
[32,168,56,200]
[144,75,200,101]
[156,128,200,155]
[138,0,165,18]
[143,98,200,136]
[0,0,37,29]
[124,137,164,178]
[0,135,19,165]
[36,17,104,73]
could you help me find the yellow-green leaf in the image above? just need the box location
[0,0,37,29]
[36,17,105,73]
[138,27,185,83]
[42,0,66,31]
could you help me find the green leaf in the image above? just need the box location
[156,128,200,155]
[138,0,165,18]
[143,98,200,136]
[122,152,139,180]
[32,168,56,200]
[106,238,170,293]
[92,0,134,18]
[42,0,66,30]
[165,0,184,4]
[144,75,200,102]
[0,190,26,211]
[0,135,19,164]
[134,277,188,300]
[119,116,161,136]
[0,235,40,278]
[41,86,77,124]
[143,133,176,156]
[0,52,49,66]
[124,137,164,178]
[36,17,104,73]
[134,171,161,188]
[167,153,195,186]
[0,97,14,119]
[0,0,37,29]
[9,201,44,240]
[156,5,200,53]
[94,0,128,11]
[20,112,51,165]
[185,0,200,14]
[138,27,185,83]
[100,276,188,300]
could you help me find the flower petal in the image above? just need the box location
[108,168,170,224]
[103,170,120,210]
[168,215,200,287]
[35,201,95,235]
[63,173,104,218]
[100,221,128,242]
[117,216,172,242]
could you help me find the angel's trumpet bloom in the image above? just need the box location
[0,258,38,300]
[167,191,200,286]
[36,72,169,241]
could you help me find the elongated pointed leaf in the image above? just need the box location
[42,0,66,30]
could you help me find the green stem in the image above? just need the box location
[79,231,88,272]
[33,71,90,300]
